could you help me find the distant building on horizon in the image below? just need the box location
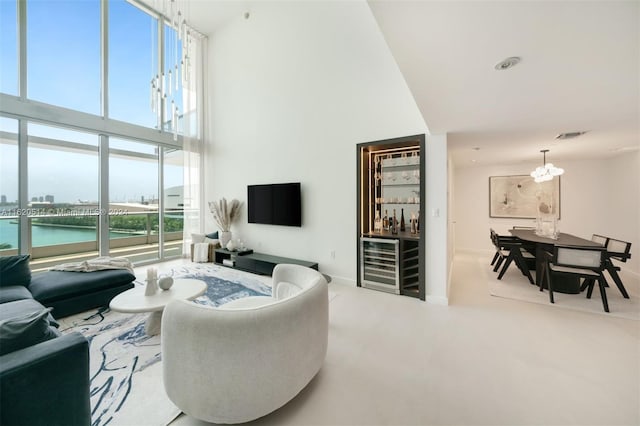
[0,195,6,204]
[165,186,183,210]
[45,195,54,203]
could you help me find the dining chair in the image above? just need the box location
[490,229,501,267]
[490,229,514,271]
[540,245,609,312]
[490,229,535,284]
[591,234,608,246]
[603,238,632,299]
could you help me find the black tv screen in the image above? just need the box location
[248,183,302,227]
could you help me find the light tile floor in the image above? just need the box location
[169,253,639,425]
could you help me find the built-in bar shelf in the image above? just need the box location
[357,135,425,300]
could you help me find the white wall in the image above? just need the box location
[425,134,449,304]
[205,1,432,286]
[453,151,640,275]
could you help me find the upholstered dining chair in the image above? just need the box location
[582,235,631,299]
[490,229,535,284]
[591,234,608,246]
[603,237,632,299]
[540,245,609,312]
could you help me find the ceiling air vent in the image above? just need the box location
[555,131,587,140]
[494,57,521,70]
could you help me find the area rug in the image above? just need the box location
[58,263,272,426]
[484,258,640,321]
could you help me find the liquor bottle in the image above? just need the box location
[410,211,417,234]
[400,208,406,232]
[374,211,382,232]
[391,209,398,234]
[383,209,389,231]
[417,210,420,233]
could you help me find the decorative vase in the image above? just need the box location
[535,184,558,239]
[226,239,238,251]
[220,231,232,248]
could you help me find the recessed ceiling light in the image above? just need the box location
[555,131,587,140]
[472,147,480,151]
[494,56,521,71]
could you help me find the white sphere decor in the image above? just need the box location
[158,276,174,291]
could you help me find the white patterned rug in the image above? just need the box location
[58,263,272,426]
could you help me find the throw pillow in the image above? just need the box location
[204,237,221,247]
[0,306,58,355]
[0,255,32,288]
[191,233,206,244]
[206,231,219,239]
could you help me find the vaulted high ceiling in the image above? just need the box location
[186,0,639,167]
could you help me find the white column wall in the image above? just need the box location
[425,134,449,304]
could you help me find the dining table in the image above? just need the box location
[509,229,602,294]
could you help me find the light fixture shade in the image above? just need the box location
[531,150,563,183]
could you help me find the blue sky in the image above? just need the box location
[0,0,184,204]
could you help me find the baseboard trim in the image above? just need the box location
[330,276,449,305]
[328,275,356,287]
[620,266,640,279]
[457,248,493,256]
[425,295,449,305]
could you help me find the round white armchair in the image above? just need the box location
[161,264,329,424]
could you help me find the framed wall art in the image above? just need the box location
[489,175,560,219]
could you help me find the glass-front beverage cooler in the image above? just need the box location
[360,237,400,294]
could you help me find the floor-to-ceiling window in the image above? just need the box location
[27,0,101,114]
[163,147,184,257]
[109,138,160,263]
[108,0,158,128]
[27,124,100,264]
[0,0,194,267]
[0,117,19,255]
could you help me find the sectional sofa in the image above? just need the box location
[0,255,136,426]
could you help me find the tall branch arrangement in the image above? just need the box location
[208,198,241,232]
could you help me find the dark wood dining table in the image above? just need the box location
[509,229,602,294]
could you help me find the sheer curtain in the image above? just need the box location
[181,33,206,256]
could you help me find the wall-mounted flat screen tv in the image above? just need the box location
[248,182,302,227]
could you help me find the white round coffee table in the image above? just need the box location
[109,278,207,335]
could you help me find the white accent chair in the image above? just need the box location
[161,264,329,424]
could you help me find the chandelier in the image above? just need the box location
[530,149,564,183]
[150,0,193,140]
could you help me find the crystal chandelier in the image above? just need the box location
[150,0,193,140]
[530,149,564,183]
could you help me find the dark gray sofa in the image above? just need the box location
[0,331,91,426]
[0,255,136,426]
[0,256,136,319]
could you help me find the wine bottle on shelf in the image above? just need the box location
[400,208,406,232]
[417,210,420,233]
[391,209,398,234]
[410,211,417,234]
[374,211,382,232]
[383,209,389,231]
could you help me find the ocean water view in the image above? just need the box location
[0,219,137,248]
